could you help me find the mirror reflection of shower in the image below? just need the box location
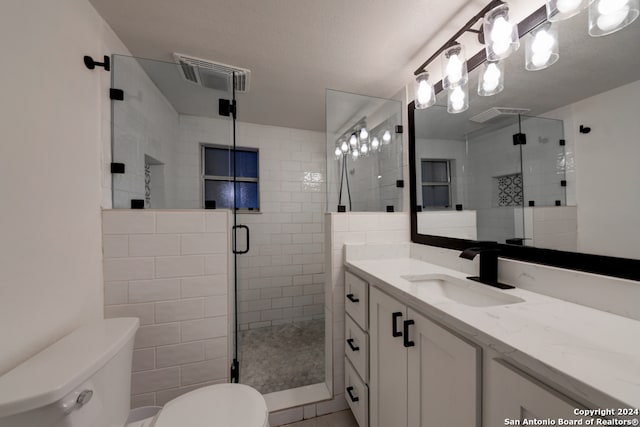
[326,89,403,212]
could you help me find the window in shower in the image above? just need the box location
[421,159,452,208]
[202,144,260,210]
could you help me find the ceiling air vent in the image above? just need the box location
[173,53,251,93]
[470,107,531,123]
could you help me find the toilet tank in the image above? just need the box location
[0,318,139,427]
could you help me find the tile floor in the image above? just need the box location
[239,319,325,394]
[280,410,358,427]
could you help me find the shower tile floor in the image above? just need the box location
[239,319,325,394]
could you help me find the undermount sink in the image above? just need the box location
[401,274,525,307]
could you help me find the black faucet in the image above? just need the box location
[459,242,514,289]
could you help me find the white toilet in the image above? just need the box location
[0,318,269,427]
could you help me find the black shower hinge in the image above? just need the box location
[396,180,404,188]
[230,359,239,383]
[110,88,124,101]
[386,205,395,212]
[561,180,567,187]
[84,55,110,71]
[513,133,527,145]
[110,162,125,174]
[219,99,236,118]
[395,125,404,134]
[559,139,566,146]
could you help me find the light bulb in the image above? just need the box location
[352,150,359,160]
[371,137,380,150]
[334,147,342,157]
[531,29,555,67]
[482,63,501,92]
[349,134,358,146]
[359,127,369,140]
[597,5,631,31]
[446,54,464,85]
[382,130,392,143]
[450,87,465,111]
[491,17,513,55]
[361,143,369,154]
[557,0,583,13]
[340,140,349,153]
[417,80,433,105]
[598,0,629,14]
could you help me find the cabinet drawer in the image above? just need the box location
[345,357,369,427]
[345,314,369,381]
[345,271,368,329]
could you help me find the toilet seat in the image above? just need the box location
[151,383,269,427]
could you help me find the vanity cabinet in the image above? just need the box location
[344,271,370,427]
[369,286,480,427]
[485,359,593,425]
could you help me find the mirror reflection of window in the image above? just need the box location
[421,159,452,208]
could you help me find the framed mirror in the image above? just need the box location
[409,6,640,280]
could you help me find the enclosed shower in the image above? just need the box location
[110,54,326,397]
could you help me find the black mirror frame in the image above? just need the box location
[409,101,640,282]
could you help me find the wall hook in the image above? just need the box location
[579,125,591,134]
[84,55,110,71]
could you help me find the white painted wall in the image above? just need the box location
[543,79,640,259]
[0,0,129,375]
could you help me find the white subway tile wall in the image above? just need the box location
[177,117,327,329]
[103,210,229,408]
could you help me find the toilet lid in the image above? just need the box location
[152,384,269,427]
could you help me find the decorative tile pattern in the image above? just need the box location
[497,173,523,207]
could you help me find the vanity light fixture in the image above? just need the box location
[415,72,436,109]
[525,23,560,70]
[589,0,639,36]
[442,44,468,89]
[478,60,505,96]
[546,0,592,22]
[483,3,520,61]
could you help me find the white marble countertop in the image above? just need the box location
[345,256,640,410]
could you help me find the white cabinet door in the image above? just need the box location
[485,359,593,426]
[370,287,408,427]
[407,308,480,427]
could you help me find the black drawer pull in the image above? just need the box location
[403,319,415,347]
[346,338,360,352]
[392,311,403,337]
[346,386,359,402]
[346,293,359,303]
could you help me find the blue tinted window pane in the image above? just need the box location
[204,180,234,209]
[234,150,258,178]
[204,148,231,176]
[422,160,448,183]
[236,182,259,209]
[205,180,259,209]
[423,185,450,207]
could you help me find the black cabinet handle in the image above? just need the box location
[346,386,359,402]
[346,338,359,352]
[403,319,415,347]
[232,225,250,254]
[392,311,403,337]
[346,293,359,303]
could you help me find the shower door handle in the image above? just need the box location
[233,225,250,254]
[403,319,415,348]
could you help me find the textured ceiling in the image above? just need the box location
[415,13,640,140]
[89,0,544,131]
